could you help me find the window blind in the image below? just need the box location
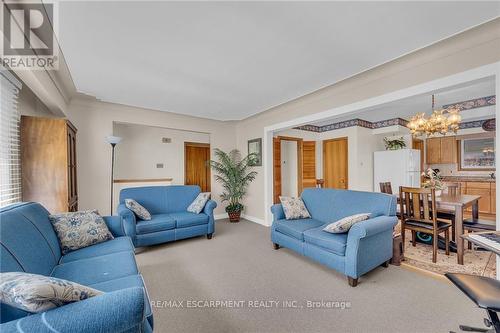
[0,70,22,208]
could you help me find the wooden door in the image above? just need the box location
[412,138,424,184]
[323,138,348,189]
[184,142,211,192]
[302,141,316,189]
[273,137,281,203]
[440,136,457,164]
[426,138,441,164]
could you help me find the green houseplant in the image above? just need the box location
[383,136,406,150]
[210,149,258,222]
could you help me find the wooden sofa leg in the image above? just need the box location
[381,260,390,268]
[207,233,213,239]
[348,277,358,287]
[273,243,280,250]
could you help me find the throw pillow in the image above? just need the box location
[279,196,311,220]
[49,210,114,254]
[125,199,152,220]
[0,272,102,313]
[323,213,371,234]
[187,192,211,214]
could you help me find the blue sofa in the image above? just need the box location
[0,202,153,333]
[118,185,217,247]
[271,188,397,287]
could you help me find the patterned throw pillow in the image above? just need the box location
[49,210,114,254]
[0,272,102,313]
[125,199,152,220]
[323,213,371,234]
[279,196,311,220]
[187,192,211,214]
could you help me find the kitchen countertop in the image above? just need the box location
[441,176,496,183]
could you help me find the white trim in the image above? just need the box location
[0,65,22,90]
[495,62,500,280]
[241,214,268,227]
[263,62,500,227]
[214,214,227,221]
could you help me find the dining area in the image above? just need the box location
[380,180,496,274]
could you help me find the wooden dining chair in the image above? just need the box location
[379,182,393,194]
[399,186,451,263]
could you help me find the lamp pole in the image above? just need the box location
[106,136,122,215]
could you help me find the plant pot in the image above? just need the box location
[228,211,241,222]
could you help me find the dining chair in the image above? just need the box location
[399,186,451,263]
[437,182,460,241]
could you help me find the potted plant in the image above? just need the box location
[210,149,258,222]
[422,168,444,196]
[383,137,406,150]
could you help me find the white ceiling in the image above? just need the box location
[57,1,500,121]
[310,77,496,126]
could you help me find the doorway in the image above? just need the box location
[412,138,425,184]
[323,137,348,189]
[273,136,303,203]
[185,142,211,192]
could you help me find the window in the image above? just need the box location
[0,69,22,207]
[459,137,495,171]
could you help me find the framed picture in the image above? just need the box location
[248,138,262,166]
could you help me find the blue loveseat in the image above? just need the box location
[0,202,153,333]
[271,188,397,286]
[118,185,217,247]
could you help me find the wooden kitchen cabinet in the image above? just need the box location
[425,136,457,164]
[462,181,495,217]
[491,182,496,214]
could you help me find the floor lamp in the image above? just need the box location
[106,136,122,215]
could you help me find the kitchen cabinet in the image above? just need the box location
[462,181,495,216]
[425,136,457,164]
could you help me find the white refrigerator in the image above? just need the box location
[373,149,421,193]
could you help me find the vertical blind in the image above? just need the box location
[0,71,22,208]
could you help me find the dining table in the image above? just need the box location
[435,193,481,265]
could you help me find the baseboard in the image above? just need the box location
[241,214,269,227]
[214,214,227,221]
[214,213,269,226]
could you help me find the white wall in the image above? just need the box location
[66,97,236,216]
[113,123,209,184]
[280,140,298,197]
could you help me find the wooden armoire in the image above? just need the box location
[21,116,78,213]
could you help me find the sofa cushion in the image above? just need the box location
[136,214,176,234]
[169,212,208,228]
[125,199,152,220]
[303,227,348,256]
[59,237,134,264]
[187,192,210,214]
[274,218,324,241]
[0,272,102,313]
[51,251,138,285]
[90,275,152,322]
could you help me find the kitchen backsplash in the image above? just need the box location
[426,163,493,177]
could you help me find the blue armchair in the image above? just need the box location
[117,185,217,247]
[0,202,153,332]
[271,188,397,287]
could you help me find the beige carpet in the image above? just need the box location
[136,219,487,333]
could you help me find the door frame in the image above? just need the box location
[412,138,424,184]
[184,142,211,191]
[275,136,303,198]
[322,137,348,189]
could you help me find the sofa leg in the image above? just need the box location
[348,277,358,287]
[207,233,213,239]
[381,260,389,268]
[273,243,280,250]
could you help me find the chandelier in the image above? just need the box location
[407,95,461,137]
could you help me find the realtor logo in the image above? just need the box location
[1,2,58,69]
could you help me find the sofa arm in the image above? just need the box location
[270,204,285,221]
[204,200,217,234]
[345,215,397,278]
[103,215,126,237]
[117,204,137,243]
[0,288,145,333]
[203,200,217,216]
